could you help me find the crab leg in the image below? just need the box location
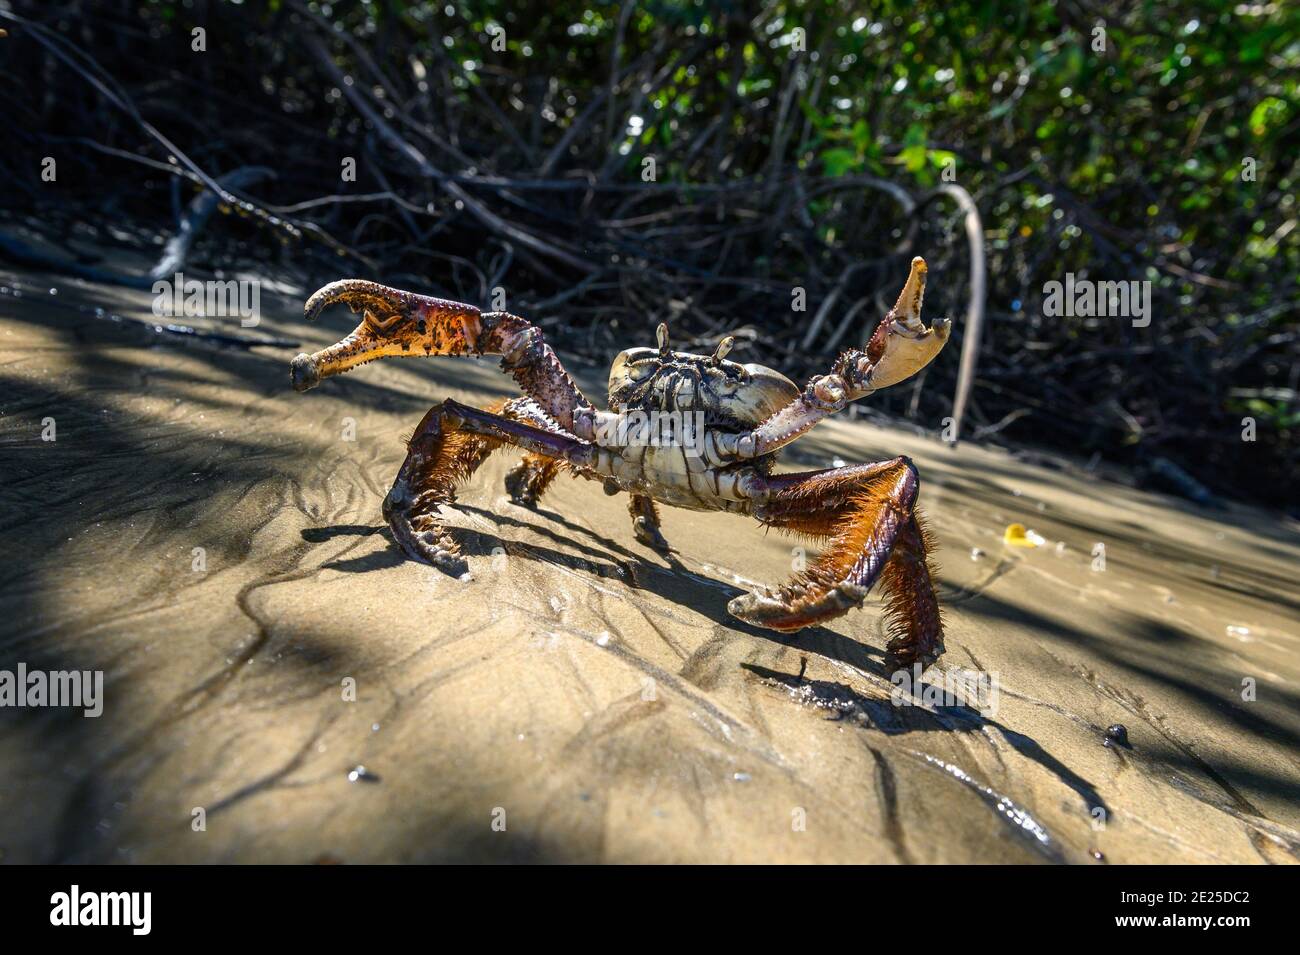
[504,453,565,508]
[712,258,951,462]
[498,397,571,507]
[384,397,595,576]
[291,280,593,431]
[628,493,671,551]
[729,457,944,666]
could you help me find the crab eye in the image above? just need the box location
[609,348,662,399]
[625,360,657,382]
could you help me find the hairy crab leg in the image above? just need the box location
[711,258,951,462]
[728,457,944,667]
[384,398,595,576]
[504,453,565,508]
[628,493,671,551]
[291,280,593,431]
[876,514,944,668]
[497,397,570,507]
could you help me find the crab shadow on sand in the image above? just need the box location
[309,500,891,673]
[303,488,1300,835]
[305,500,1114,817]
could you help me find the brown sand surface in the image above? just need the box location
[1,267,1298,863]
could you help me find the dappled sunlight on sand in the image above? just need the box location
[1,268,1297,863]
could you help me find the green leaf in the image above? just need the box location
[820,148,859,177]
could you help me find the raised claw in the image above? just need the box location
[864,257,952,390]
[304,279,413,325]
[291,279,593,436]
[291,280,483,392]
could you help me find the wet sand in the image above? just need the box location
[1,266,1298,864]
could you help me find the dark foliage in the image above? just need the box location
[1,1,1295,508]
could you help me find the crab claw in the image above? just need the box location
[863,257,952,391]
[290,280,483,392]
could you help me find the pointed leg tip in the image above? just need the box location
[419,538,469,578]
[727,592,761,620]
[886,636,946,671]
[632,516,672,552]
[504,462,542,507]
[727,592,806,632]
[387,503,470,578]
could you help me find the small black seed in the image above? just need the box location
[1104,724,1130,748]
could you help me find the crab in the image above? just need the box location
[290,257,951,666]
